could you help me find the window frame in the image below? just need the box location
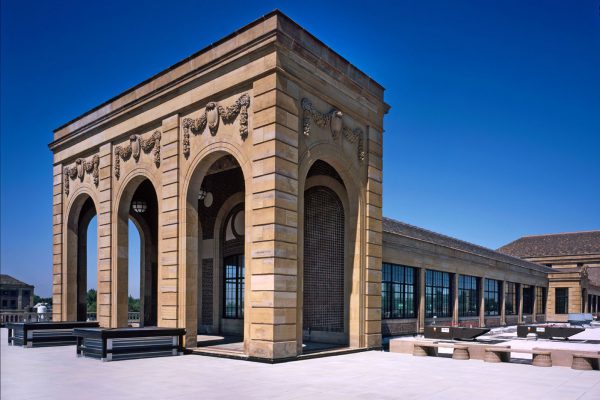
[223,254,245,319]
[381,263,417,319]
[555,287,569,315]
[425,270,451,318]
[484,279,500,316]
[505,282,517,315]
[458,275,479,317]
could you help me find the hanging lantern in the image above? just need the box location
[131,199,147,213]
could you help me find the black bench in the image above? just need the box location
[424,326,490,341]
[73,327,185,361]
[517,325,584,340]
[6,321,99,347]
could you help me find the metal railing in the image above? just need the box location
[85,311,140,322]
[0,311,141,325]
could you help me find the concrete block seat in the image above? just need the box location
[73,327,185,362]
[517,325,585,340]
[6,321,99,347]
[484,346,552,367]
[412,341,471,360]
[571,353,600,371]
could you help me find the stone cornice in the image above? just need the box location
[49,11,387,152]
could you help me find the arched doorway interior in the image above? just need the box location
[116,178,159,327]
[303,160,348,346]
[66,194,97,321]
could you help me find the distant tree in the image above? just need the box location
[87,289,97,312]
[33,295,52,305]
[128,296,140,312]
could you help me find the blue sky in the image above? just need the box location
[2,1,599,297]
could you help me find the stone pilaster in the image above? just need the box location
[248,74,299,360]
[97,143,112,327]
[452,273,459,325]
[500,280,506,325]
[518,284,524,323]
[52,163,63,321]
[417,268,426,333]
[532,285,538,322]
[364,126,383,348]
[479,277,485,327]
[17,288,23,310]
[159,115,183,333]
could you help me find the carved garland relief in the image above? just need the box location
[181,93,250,158]
[301,98,365,162]
[114,130,161,179]
[63,154,100,196]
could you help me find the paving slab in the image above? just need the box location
[1,328,599,399]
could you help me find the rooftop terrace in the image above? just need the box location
[1,328,598,400]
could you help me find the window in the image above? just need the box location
[536,287,547,314]
[223,255,244,319]
[505,282,517,315]
[425,270,451,318]
[484,279,500,316]
[381,263,416,319]
[555,288,568,314]
[523,285,534,314]
[1,300,6,307]
[458,275,478,317]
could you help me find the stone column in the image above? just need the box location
[248,74,299,360]
[452,273,459,325]
[52,163,64,321]
[479,277,485,327]
[97,143,112,327]
[531,286,537,323]
[518,284,524,324]
[158,116,186,334]
[17,288,23,310]
[582,289,587,313]
[365,126,383,348]
[417,268,426,333]
[500,280,506,326]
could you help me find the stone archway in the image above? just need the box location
[65,192,98,321]
[300,160,351,346]
[182,146,251,348]
[114,176,159,327]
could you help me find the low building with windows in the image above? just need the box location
[498,231,600,322]
[0,274,34,311]
[381,219,552,336]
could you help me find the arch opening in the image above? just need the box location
[66,194,98,322]
[116,178,159,327]
[186,153,247,348]
[302,160,350,346]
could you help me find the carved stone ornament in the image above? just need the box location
[181,93,251,158]
[113,130,162,179]
[63,154,100,196]
[301,98,365,161]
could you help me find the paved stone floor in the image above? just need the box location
[1,329,599,400]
